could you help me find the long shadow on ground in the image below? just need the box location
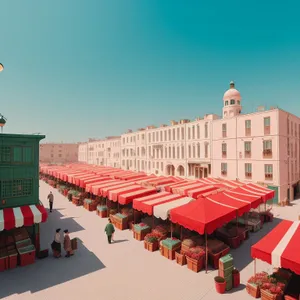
[0,207,105,299]
[231,217,282,272]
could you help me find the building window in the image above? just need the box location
[222,123,227,138]
[177,146,180,159]
[244,141,251,158]
[192,126,195,139]
[168,129,171,141]
[152,132,155,142]
[264,117,271,135]
[181,145,184,158]
[230,99,235,105]
[1,178,33,198]
[148,134,151,143]
[177,128,180,140]
[164,130,167,141]
[245,163,252,178]
[245,120,251,136]
[225,101,228,106]
[221,163,227,175]
[264,164,273,180]
[192,144,195,158]
[188,145,191,158]
[197,125,200,139]
[188,128,191,139]
[222,143,227,157]
[205,143,208,158]
[12,146,33,164]
[181,127,184,139]
[237,100,240,105]
[205,123,208,138]
[0,146,11,164]
[173,129,175,140]
[161,162,163,171]
[197,143,200,158]
[263,140,272,157]
[172,146,175,159]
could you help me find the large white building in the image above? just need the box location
[79,136,121,168]
[78,82,300,203]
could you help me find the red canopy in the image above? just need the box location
[86,180,116,193]
[81,177,111,189]
[133,193,182,216]
[251,220,300,275]
[118,188,157,205]
[91,180,123,195]
[170,197,237,235]
[0,204,48,231]
[75,174,96,186]
[102,182,139,197]
[234,185,273,203]
[244,183,275,201]
[108,185,143,202]
[223,190,263,209]
[172,182,200,194]
[187,185,218,198]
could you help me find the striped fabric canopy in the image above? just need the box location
[0,204,48,231]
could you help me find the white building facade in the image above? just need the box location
[78,82,300,203]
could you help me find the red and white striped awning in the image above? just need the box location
[0,204,48,231]
[251,220,300,275]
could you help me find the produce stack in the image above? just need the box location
[152,225,168,241]
[113,213,128,230]
[161,238,181,260]
[133,223,151,241]
[96,205,108,218]
[83,199,98,211]
[218,254,234,291]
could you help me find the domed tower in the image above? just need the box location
[222,81,242,118]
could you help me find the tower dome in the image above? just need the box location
[222,81,242,119]
[223,81,241,101]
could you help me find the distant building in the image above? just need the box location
[39,143,79,164]
[78,136,121,168]
[78,82,300,203]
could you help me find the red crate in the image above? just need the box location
[19,249,36,267]
[8,254,18,269]
[0,256,8,272]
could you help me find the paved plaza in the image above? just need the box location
[0,181,299,300]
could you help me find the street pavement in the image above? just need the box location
[0,181,299,300]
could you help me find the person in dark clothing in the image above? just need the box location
[47,191,54,212]
[51,228,62,258]
[104,218,115,244]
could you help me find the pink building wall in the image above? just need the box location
[40,143,79,164]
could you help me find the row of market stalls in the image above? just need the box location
[40,164,286,293]
[40,164,300,297]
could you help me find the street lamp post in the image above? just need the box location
[0,63,7,133]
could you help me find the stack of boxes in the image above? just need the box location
[218,254,234,291]
[0,228,36,272]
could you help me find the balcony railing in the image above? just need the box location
[263,149,272,157]
[244,150,251,158]
[264,126,270,135]
[222,151,227,158]
[245,128,251,136]
[265,173,273,180]
[221,170,227,175]
[245,172,252,178]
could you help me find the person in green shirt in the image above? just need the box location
[105,218,115,244]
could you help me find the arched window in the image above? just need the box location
[197,143,200,157]
[225,101,228,106]
[230,99,235,105]
[197,125,200,139]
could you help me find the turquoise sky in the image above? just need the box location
[0,0,299,142]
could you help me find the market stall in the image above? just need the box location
[0,204,48,271]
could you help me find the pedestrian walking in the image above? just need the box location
[51,228,62,258]
[104,218,115,244]
[63,229,74,257]
[47,191,54,212]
